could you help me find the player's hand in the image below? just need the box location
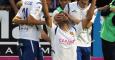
[63,12,72,21]
[54,13,63,23]
[54,13,69,23]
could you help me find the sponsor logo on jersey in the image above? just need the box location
[59,38,75,45]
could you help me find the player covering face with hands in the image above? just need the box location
[42,0,96,60]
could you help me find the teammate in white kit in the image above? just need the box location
[42,0,96,60]
[64,0,96,60]
[13,0,45,60]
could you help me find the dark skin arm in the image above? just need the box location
[98,5,109,11]
[41,30,51,43]
[82,0,96,28]
[42,0,52,27]
[13,15,46,25]
[87,22,93,28]
[12,16,28,25]
[27,15,46,25]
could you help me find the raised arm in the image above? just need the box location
[42,0,52,27]
[98,5,109,11]
[82,0,96,28]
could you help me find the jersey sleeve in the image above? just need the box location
[30,1,42,20]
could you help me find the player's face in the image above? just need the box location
[79,0,89,8]
[54,13,67,24]
[59,0,70,8]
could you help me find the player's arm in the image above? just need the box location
[27,15,46,25]
[40,30,51,43]
[86,22,93,28]
[87,14,97,28]
[13,16,28,25]
[13,15,45,25]
[98,5,109,11]
[9,0,18,14]
[87,9,97,28]
[42,0,52,27]
[82,0,96,28]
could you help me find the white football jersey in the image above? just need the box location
[16,0,43,41]
[47,21,83,60]
[64,2,96,47]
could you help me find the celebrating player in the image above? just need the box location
[13,0,46,60]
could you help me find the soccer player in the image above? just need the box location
[64,0,96,60]
[42,0,80,60]
[13,0,46,60]
[42,0,96,60]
